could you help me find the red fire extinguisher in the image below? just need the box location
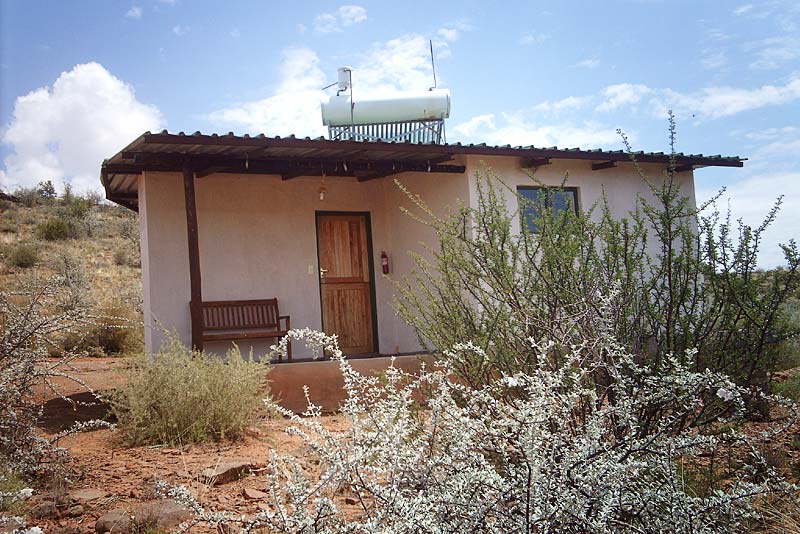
[380,251,389,275]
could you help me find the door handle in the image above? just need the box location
[319,267,329,277]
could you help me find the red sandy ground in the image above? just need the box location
[27,358,800,533]
[30,357,350,534]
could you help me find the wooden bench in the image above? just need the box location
[200,299,292,361]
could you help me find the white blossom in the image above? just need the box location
[156,328,796,533]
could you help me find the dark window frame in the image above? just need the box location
[517,186,580,233]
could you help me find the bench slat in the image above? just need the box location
[199,298,292,361]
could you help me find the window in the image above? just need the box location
[517,186,579,232]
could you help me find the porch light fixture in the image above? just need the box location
[319,172,327,201]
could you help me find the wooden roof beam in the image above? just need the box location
[521,157,551,169]
[357,171,396,182]
[591,160,617,171]
[673,164,694,173]
[281,169,308,181]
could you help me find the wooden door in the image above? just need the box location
[316,214,375,354]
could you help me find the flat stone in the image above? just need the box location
[202,461,256,485]
[30,500,58,518]
[94,500,191,533]
[242,487,268,500]
[68,504,86,517]
[70,489,109,503]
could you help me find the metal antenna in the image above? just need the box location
[429,39,437,89]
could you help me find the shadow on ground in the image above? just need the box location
[37,390,114,433]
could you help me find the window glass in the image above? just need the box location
[518,187,579,232]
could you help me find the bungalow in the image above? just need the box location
[99,70,743,391]
[101,131,742,363]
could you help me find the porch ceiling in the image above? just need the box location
[101,130,745,211]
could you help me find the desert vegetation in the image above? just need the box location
[150,125,800,532]
[1,124,799,532]
[110,338,270,446]
[0,181,144,357]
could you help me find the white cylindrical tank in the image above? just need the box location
[337,67,352,91]
[321,89,451,126]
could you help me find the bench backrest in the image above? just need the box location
[201,299,280,331]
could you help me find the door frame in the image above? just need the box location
[314,211,380,354]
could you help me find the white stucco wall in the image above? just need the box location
[138,167,469,358]
[138,155,695,358]
[464,156,696,238]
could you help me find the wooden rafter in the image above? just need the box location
[591,161,617,171]
[521,157,551,168]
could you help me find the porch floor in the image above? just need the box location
[268,354,430,413]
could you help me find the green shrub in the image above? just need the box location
[110,338,269,445]
[66,198,91,220]
[92,301,144,355]
[8,244,39,268]
[773,373,800,402]
[113,249,128,266]
[36,216,79,240]
[59,300,144,357]
[394,115,800,415]
[13,186,43,207]
[0,467,27,516]
[37,180,56,200]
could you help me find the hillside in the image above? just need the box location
[0,186,143,356]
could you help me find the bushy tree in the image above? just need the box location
[157,328,796,533]
[0,269,109,476]
[393,116,799,411]
[36,181,56,201]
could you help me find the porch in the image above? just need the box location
[101,132,469,360]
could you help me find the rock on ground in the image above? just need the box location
[202,461,257,485]
[94,499,191,533]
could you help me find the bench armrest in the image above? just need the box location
[279,315,291,330]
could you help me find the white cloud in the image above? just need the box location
[534,96,591,113]
[519,32,549,45]
[313,5,367,33]
[653,75,800,119]
[338,5,367,25]
[125,6,142,19]
[733,3,754,15]
[296,23,307,34]
[451,114,495,138]
[747,36,800,69]
[742,126,798,141]
[208,48,328,138]
[355,34,450,94]
[158,0,176,4]
[597,83,652,112]
[437,27,460,41]
[172,24,189,36]
[701,49,728,70]
[452,113,623,149]
[575,58,600,69]
[208,30,465,137]
[1,62,164,193]
[740,133,800,175]
[230,28,241,38]
[697,172,800,268]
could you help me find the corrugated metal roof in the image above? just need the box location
[101,130,745,211]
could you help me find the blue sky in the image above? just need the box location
[1,0,798,265]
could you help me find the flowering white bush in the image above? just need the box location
[159,325,796,533]
[0,272,112,475]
